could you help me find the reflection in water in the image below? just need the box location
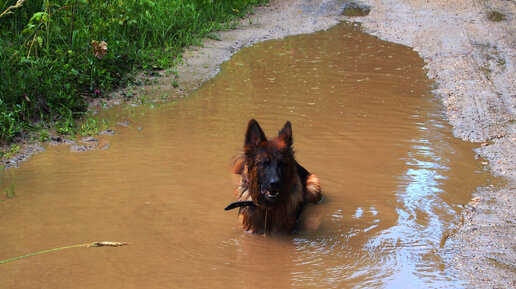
[0,23,494,288]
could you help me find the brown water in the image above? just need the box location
[0,23,494,288]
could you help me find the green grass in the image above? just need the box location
[4,183,15,198]
[0,143,20,158]
[0,0,267,144]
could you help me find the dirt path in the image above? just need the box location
[348,1,515,288]
[2,0,515,287]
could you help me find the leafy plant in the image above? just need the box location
[4,183,15,198]
[0,0,268,143]
[38,129,50,142]
[0,144,20,159]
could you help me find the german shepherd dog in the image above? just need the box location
[226,119,322,234]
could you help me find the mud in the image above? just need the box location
[1,0,515,287]
[0,142,45,169]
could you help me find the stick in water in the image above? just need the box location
[0,242,128,264]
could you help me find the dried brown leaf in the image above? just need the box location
[91,40,108,59]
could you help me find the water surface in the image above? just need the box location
[0,23,493,288]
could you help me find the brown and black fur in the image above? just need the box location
[232,119,322,234]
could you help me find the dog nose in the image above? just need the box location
[269,178,281,189]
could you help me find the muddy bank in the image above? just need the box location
[2,0,514,287]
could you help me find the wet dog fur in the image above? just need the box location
[232,119,322,234]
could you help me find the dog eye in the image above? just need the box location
[260,157,270,165]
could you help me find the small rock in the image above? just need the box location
[51,136,63,142]
[70,144,98,152]
[81,136,98,143]
[98,129,115,136]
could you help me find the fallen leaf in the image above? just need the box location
[91,40,108,59]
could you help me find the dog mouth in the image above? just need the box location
[261,189,280,201]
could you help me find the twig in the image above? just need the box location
[0,241,128,264]
[0,0,26,19]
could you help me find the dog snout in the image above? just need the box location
[269,176,281,190]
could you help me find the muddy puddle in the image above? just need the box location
[0,23,497,288]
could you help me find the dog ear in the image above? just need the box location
[245,119,266,148]
[279,121,293,147]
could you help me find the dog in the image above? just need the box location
[226,119,322,234]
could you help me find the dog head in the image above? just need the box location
[241,119,297,209]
